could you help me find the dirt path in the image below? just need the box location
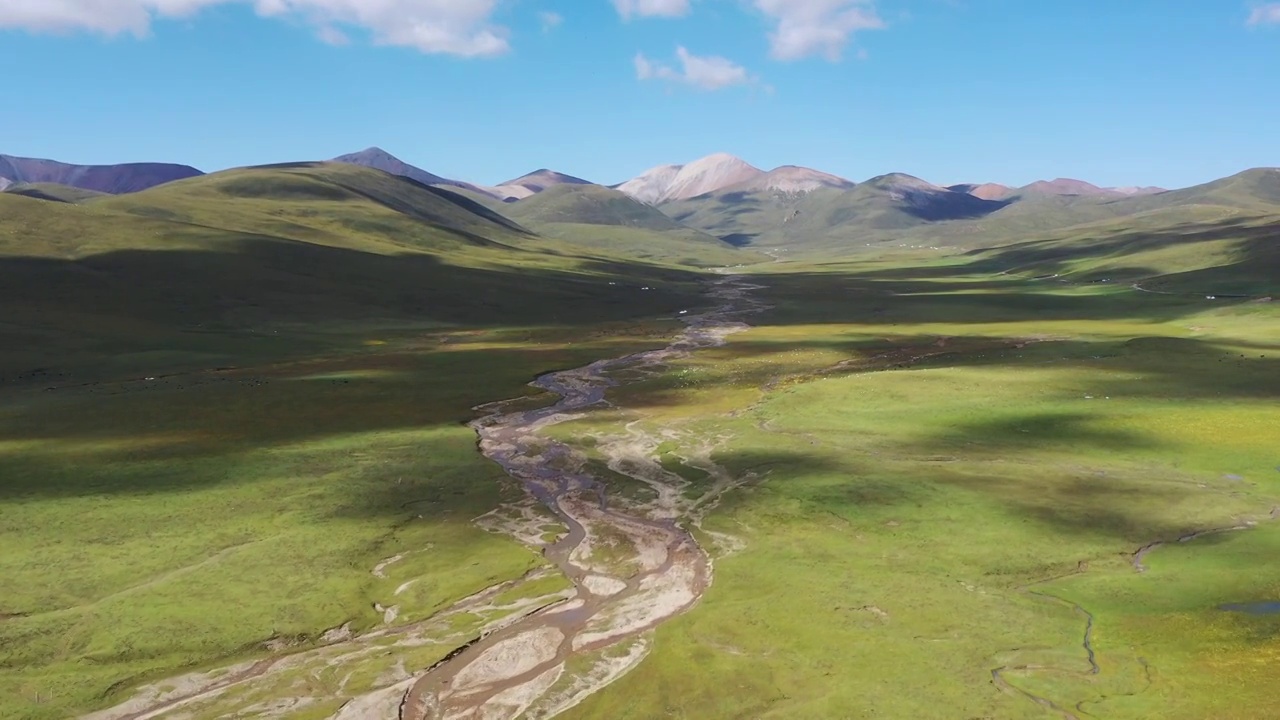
[81,275,767,720]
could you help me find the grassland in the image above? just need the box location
[0,164,743,719]
[3,160,1278,718]
[542,243,1280,719]
[0,321,699,719]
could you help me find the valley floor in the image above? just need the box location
[3,251,1279,719]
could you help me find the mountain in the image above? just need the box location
[330,147,498,197]
[1018,178,1122,197]
[491,169,592,201]
[504,184,687,231]
[662,154,764,202]
[1112,167,1280,214]
[617,154,765,204]
[0,160,715,392]
[1109,186,1166,196]
[94,161,531,248]
[837,173,1012,224]
[614,164,684,204]
[950,181,1164,202]
[663,171,1010,251]
[617,154,859,205]
[501,183,752,267]
[948,183,1014,201]
[861,167,1280,252]
[0,154,203,194]
[722,166,855,195]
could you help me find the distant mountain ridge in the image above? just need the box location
[1019,178,1112,197]
[332,148,598,203]
[949,178,1168,201]
[0,154,203,194]
[3,146,1276,270]
[1110,186,1167,196]
[616,154,763,204]
[725,165,855,195]
[503,183,690,232]
[616,153,855,204]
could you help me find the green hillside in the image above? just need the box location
[504,183,759,267]
[90,161,532,250]
[433,183,518,213]
[663,167,1280,257]
[912,168,1280,250]
[0,163,717,385]
[1117,167,1280,214]
[662,187,836,246]
[0,160,733,719]
[4,157,1278,720]
[506,183,691,231]
[533,223,760,268]
[967,212,1280,296]
[2,182,107,203]
[664,175,1008,254]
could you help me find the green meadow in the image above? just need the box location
[2,162,1278,719]
[0,165,727,718]
[556,251,1280,719]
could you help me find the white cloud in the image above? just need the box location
[538,11,562,32]
[0,0,216,36]
[1248,3,1280,25]
[754,0,885,61]
[634,53,668,81]
[315,24,349,45]
[0,0,510,57]
[635,46,754,90]
[613,0,689,21]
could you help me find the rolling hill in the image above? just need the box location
[721,165,855,195]
[501,183,755,267]
[331,147,498,198]
[0,157,733,720]
[492,169,592,200]
[2,182,107,203]
[915,166,1280,250]
[1018,177,1122,197]
[1117,167,1280,213]
[662,166,1280,256]
[950,180,1166,202]
[4,147,1279,720]
[91,161,533,250]
[967,206,1280,296]
[664,172,1010,251]
[0,153,203,193]
[0,161,725,383]
[504,183,690,231]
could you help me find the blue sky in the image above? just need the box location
[1,0,1277,189]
